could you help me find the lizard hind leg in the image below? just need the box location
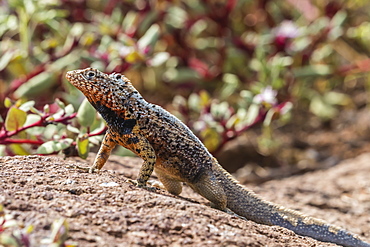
[155,169,183,195]
[189,170,227,210]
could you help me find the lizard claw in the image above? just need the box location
[127,178,139,186]
[127,179,159,192]
[147,179,165,190]
[67,164,90,172]
[67,164,101,174]
[88,167,99,173]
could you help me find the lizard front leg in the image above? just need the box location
[90,130,117,172]
[120,131,156,188]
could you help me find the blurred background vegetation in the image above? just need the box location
[1,0,370,181]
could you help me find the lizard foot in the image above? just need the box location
[127,179,160,192]
[222,207,247,221]
[66,164,90,172]
[147,179,165,190]
[66,164,100,174]
[88,167,99,173]
[209,202,247,220]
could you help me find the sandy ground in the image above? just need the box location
[1,153,369,246]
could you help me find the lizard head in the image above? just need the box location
[66,67,139,111]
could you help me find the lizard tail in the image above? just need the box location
[213,165,370,247]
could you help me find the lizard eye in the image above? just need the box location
[109,72,127,85]
[86,71,96,79]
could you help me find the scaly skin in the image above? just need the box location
[66,68,370,247]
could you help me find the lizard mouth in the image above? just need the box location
[65,69,86,87]
[65,70,75,84]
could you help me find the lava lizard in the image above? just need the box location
[66,67,370,247]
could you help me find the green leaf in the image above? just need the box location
[19,100,35,112]
[77,135,90,159]
[310,96,338,119]
[48,108,65,121]
[14,71,58,98]
[293,65,332,77]
[188,93,201,111]
[5,107,27,131]
[43,124,58,140]
[263,108,276,126]
[89,135,104,146]
[24,114,43,135]
[37,142,56,154]
[10,143,30,155]
[0,50,15,71]
[77,98,96,127]
[67,124,81,134]
[4,97,12,108]
[324,92,351,106]
[163,68,200,83]
[0,233,19,246]
[122,11,137,32]
[200,127,221,153]
[44,104,50,113]
[331,10,347,27]
[244,104,260,126]
[55,98,65,109]
[90,119,106,134]
[137,11,158,36]
[165,6,187,29]
[137,23,160,50]
[49,50,82,71]
[221,73,240,99]
[211,102,230,119]
[172,95,187,109]
[226,114,239,129]
[148,52,170,67]
[65,104,75,115]
[37,138,73,154]
[30,106,42,115]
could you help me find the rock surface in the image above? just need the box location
[1,153,369,246]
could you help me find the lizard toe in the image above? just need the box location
[128,179,160,192]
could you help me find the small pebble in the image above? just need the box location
[99,182,119,187]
